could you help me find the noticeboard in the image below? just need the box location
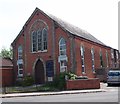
[46,60,54,77]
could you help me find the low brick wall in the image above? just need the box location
[66,78,100,90]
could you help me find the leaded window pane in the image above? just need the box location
[37,30,42,51]
[42,28,47,50]
[31,28,48,52]
[80,45,85,73]
[32,31,37,52]
[59,38,66,56]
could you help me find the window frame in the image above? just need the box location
[60,60,67,72]
[59,38,66,56]
[91,48,95,73]
[59,38,67,72]
[106,50,109,67]
[17,45,23,77]
[31,28,48,53]
[80,45,85,73]
[99,49,103,67]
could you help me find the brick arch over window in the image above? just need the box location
[30,19,48,52]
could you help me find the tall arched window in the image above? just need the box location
[18,46,23,60]
[91,48,95,72]
[59,38,67,72]
[99,49,103,67]
[37,29,42,51]
[31,28,48,52]
[59,38,66,56]
[80,45,85,73]
[42,28,47,50]
[18,45,23,77]
[106,50,109,67]
[32,31,37,52]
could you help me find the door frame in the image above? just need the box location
[32,58,46,83]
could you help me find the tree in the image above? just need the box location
[0,47,13,59]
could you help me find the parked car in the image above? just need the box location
[107,69,120,86]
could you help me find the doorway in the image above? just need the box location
[34,59,45,84]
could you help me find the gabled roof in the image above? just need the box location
[12,7,108,47]
[47,13,106,46]
[0,57,13,68]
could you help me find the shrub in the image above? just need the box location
[53,72,66,90]
[15,78,23,86]
[37,82,58,91]
[66,72,77,80]
[22,75,34,87]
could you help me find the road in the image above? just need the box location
[2,85,119,102]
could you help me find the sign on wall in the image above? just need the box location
[46,60,54,77]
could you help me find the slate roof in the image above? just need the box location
[47,12,106,46]
[12,7,108,47]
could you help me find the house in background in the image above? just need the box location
[11,7,119,84]
[0,58,13,87]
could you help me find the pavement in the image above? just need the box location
[1,83,108,98]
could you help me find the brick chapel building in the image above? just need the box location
[11,8,119,84]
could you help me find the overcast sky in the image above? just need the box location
[0,0,119,51]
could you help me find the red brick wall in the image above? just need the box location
[55,27,71,75]
[12,9,113,82]
[24,11,53,80]
[66,78,100,90]
[1,68,14,87]
[74,37,111,78]
[13,10,54,80]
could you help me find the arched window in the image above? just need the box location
[106,50,109,67]
[31,28,48,52]
[59,38,67,72]
[80,45,85,73]
[42,28,47,50]
[59,38,66,56]
[18,45,23,60]
[37,29,42,51]
[99,49,103,67]
[91,48,95,72]
[32,31,37,52]
[18,45,23,77]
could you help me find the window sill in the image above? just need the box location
[17,75,23,78]
[31,50,48,53]
[82,72,86,75]
[92,71,96,74]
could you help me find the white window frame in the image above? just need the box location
[59,38,66,56]
[18,46,23,77]
[18,64,23,77]
[18,46,23,60]
[59,38,67,72]
[42,28,48,51]
[31,31,37,52]
[99,49,103,67]
[80,45,85,73]
[111,49,114,59]
[106,50,109,67]
[37,29,42,51]
[60,60,67,72]
[91,48,95,72]
[116,51,119,60]
[31,28,48,52]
